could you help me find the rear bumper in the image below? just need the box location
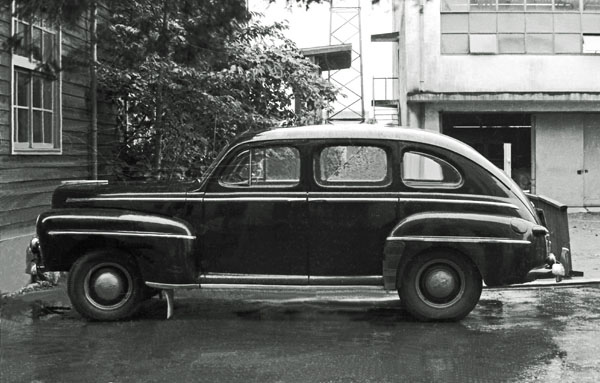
[525,247,583,282]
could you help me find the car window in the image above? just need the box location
[402,151,462,189]
[316,145,389,186]
[219,146,300,187]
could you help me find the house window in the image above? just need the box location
[441,0,600,55]
[11,5,61,154]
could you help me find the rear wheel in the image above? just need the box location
[68,250,144,321]
[399,250,482,321]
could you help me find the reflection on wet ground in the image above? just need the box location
[1,285,599,382]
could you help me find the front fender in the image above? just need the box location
[382,212,544,289]
[37,208,197,284]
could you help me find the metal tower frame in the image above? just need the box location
[328,0,365,123]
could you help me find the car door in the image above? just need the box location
[197,142,309,283]
[307,140,400,282]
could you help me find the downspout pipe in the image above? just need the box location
[418,0,425,92]
[90,1,98,180]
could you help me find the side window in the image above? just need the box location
[316,145,390,186]
[219,146,300,188]
[402,151,463,189]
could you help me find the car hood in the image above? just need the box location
[52,180,193,209]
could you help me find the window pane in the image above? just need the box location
[17,108,29,143]
[441,14,469,33]
[15,21,30,56]
[43,31,55,62]
[583,15,600,33]
[526,34,554,53]
[441,0,470,11]
[555,34,581,53]
[318,146,388,184]
[442,34,469,53]
[470,13,497,33]
[584,0,600,11]
[32,27,42,61]
[470,0,497,11]
[499,34,525,53]
[43,78,53,109]
[554,14,581,33]
[17,71,29,106]
[251,147,300,185]
[32,75,42,108]
[402,152,462,187]
[526,0,552,10]
[44,112,53,144]
[33,110,43,143]
[583,34,600,53]
[526,14,553,32]
[498,0,524,11]
[498,13,525,32]
[555,0,580,11]
[470,34,498,53]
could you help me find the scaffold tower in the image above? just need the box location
[328,0,365,123]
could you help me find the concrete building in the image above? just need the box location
[373,0,600,207]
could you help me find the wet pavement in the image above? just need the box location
[2,284,600,383]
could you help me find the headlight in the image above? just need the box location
[30,236,40,254]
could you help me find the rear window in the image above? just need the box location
[402,151,463,189]
[316,145,390,186]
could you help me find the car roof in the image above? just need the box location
[233,124,515,189]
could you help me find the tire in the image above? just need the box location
[67,250,144,321]
[398,250,482,321]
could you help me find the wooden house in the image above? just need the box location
[0,3,116,292]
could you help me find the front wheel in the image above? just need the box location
[67,250,144,321]
[398,250,482,321]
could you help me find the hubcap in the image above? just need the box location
[423,267,457,299]
[416,259,466,308]
[84,262,133,310]
[92,268,125,301]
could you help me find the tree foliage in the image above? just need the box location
[3,0,337,180]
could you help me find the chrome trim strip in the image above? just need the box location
[308,275,383,285]
[386,236,530,244]
[41,215,193,235]
[203,197,306,202]
[400,198,519,210]
[203,191,307,197]
[67,197,187,202]
[199,273,309,285]
[308,198,397,202]
[96,192,188,197]
[145,282,199,289]
[48,230,196,240]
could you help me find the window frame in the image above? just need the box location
[313,143,393,188]
[401,150,464,190]
[10,1,62,155]
[217,145,302,189]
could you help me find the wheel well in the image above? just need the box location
[395,246,482,289]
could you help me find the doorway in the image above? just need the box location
[442,113,532,191]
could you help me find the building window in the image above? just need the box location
[583,34,600,52]
[441,0,600,55]
[11,5,61,154]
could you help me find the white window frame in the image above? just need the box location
[10,1,62,155]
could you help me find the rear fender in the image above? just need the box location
[383,212,540,289]
[37,208,197,284]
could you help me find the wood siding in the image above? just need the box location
[0,7,117,242]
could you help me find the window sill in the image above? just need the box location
[11,148,63,155]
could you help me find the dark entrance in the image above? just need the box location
[442,113,532,191]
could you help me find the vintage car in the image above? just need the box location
[27,125,573,321]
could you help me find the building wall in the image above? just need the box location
[394,0,600,207]
[400,0,600,94]
[0,7,117,293]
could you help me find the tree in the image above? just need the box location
[97,1,336,180]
